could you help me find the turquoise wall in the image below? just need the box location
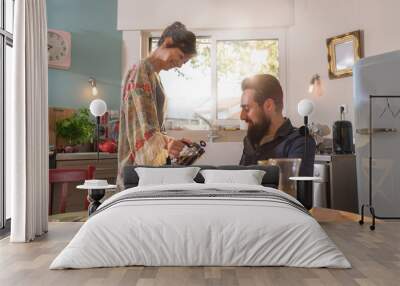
[47,0,122,110]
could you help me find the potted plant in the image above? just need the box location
[55,108,96,152]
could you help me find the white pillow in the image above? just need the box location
[200,169,266,185]
[135,167,201,186]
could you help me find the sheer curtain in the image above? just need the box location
[8,0,49,242]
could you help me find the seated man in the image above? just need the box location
[239,74,316,176]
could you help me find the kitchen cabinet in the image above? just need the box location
[314,154,358,213]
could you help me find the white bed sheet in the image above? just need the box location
[50,183,350,269]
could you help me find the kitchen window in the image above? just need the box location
[0,0,14,232]
[148,29,286,130]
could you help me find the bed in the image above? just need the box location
[50,165,350,269]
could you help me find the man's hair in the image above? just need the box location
[241,74,283,111]
[158,22,197,55]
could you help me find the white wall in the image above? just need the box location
[118,0,294,30]
[121,31,142,79]
[287,0,400,127]
[119,0,400,129]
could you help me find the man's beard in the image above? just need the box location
[247,115,271,146]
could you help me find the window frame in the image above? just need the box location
[0,0,13,231]
[145,28,287,128]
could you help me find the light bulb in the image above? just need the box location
[308,74,323,96]
[313,78,323,97]
[91,86,98,96]
[88,77,98,96]
[308,84,314,94]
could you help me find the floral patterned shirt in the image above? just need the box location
[117,58,168,188]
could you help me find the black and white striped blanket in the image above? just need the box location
[93,188,309,217]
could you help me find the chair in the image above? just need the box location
[49,165,95,214]
[259,158,302,197]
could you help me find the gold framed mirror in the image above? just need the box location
[326,30,363,79]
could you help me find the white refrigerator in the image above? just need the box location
[353,50,400,217]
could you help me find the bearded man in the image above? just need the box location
[239,74,316,176]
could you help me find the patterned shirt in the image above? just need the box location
[117,58,168,188]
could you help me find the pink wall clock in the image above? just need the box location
[48,29,71,70]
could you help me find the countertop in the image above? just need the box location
[56,152,118,160]
[315,153,356,162]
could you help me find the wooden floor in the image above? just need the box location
[1,209,399,286]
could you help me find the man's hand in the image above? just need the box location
[167,137,192,158]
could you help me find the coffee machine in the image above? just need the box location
[332,106,354,154]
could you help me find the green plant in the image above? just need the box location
[56,108,96,145]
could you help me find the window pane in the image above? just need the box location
[5,0,14,33]
[216,40,279,119]
[5,43,12,219]
[149,38,157,52]
[150,37,212,130]
[0,38,3,227]
[0,0,3,30]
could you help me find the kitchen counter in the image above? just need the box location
[56,152,117,161]
[55,152,118,183]
[314,154,358,213]
[315,153,355,162]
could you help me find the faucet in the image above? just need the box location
[194,112,219,143]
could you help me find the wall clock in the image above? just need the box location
[48,29,71,70]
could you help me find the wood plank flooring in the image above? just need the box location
[1,210,399,286]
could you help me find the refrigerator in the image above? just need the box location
[353,50,400,217]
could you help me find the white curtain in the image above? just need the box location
[8,0,49,242]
